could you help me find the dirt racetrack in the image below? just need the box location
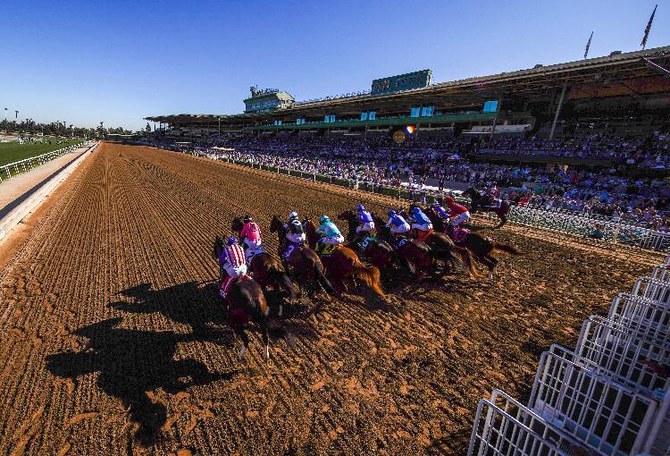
[0,143,664,455]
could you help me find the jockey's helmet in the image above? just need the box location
[226,237,237,246]
[357,204,365,212]
[319,215,330,223]
[243,215,252,223]
[288,211,298,220]
[388,210,396,217]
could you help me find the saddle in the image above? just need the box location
[451,227,470,244]
[219,274,252,298]
[357,235,376,251]
[283,242,302,260]
[413,229,434,242]
[316,243,338,256]
[245,246,266,263]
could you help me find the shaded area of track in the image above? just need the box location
[0,144,662,455]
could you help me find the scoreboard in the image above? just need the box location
[371,70,432,95]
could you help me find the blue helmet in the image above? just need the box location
[226,237,237,246]
[388,210,396,217]
[357,204,365,212]
[319,215,330,223]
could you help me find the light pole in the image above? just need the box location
[3,108,6,121]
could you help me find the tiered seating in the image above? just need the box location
[469,256,670,455]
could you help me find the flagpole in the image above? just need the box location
[641,4,658,50]
[584,31,593,59]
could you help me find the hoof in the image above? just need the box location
[238,345,247,359]
[488,271,494,280]
[265,345,270,360]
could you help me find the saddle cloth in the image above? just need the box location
[316,243,338,256]
[451,227,470,244]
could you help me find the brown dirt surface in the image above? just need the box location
[0,143,664,455]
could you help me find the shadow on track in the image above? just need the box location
[46,317,238,446]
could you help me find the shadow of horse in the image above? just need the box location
[46,317,239,446]
[109,281,226,337]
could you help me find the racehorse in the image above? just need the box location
[371,213,444,278]
[423,206,523,279]
[231,216,297,304]
[212,236,271,359]
[404,206,478,277]
[302,219,386,301]
[462,187,513,228]
[269,215,335,296]
[336,210,407,279]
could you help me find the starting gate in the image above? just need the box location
[607,293,670,343]
[630,276,670,304]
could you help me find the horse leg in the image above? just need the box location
[259,318,270,360]
[482,254,498,279]
[233,325,250,359]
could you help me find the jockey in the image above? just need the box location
[316,215,344,250]
[443,196,470,228]
[486,183,501,208]
[355,204,375,238]
[431,201,451,224]
[239,215,262,254]
[409,206,433,233]
[219,237,248,299]
[385,210,410,237]
[284,211,306,245]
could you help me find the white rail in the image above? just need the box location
[0,142,89,182]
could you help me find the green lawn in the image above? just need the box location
[0,139,84,167]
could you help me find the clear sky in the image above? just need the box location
[1,0,668,131]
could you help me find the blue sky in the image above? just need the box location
[1,1,668,130]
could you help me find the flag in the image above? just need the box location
[641,4,658,49]
[584,31,593,59]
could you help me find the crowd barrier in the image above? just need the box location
[189,151,670,253]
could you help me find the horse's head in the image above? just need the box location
[231,216,244,232]
[337,210,355,222]
[302,219,318,249]
[269,215,283,234]
[213,236,225,260]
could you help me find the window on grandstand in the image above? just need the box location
[421,106,434,117]
[410,107,420,117]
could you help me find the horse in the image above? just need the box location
[462,187,513,228]
[212,236,271,359]
[336,210,407,280]
[231,216,297,305]
[371,213,443,278]
[269,215,335,296]
[422,206,523,279]
[302,219,386,301]
[404,206,478,277]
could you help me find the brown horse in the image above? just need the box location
[269,215,335,296]
[212,236,271,359]
[336,210,409,280]
[371,213,442,278]
[404,206,478,277]
[231,216,297,304]
[462,187,513,228]
[303,219,386,301]
[423,206,523,279]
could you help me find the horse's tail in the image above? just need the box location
[314,263,336,296]
[492,243,523,255]
[352,263,385,299]
[268,266,297,299]
[452,244,480,277]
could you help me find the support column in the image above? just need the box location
[549,83,568,140]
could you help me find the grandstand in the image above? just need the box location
[145,46,670,143]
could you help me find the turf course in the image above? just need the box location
[0,139,83,167]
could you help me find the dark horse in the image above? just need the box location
[212,236,271,359]
[423,206,523,279]
[462,187,513,228]
[231,216,297,304]
[269,215,335,296]
[336,210,407,279]
[404,205,478,277]
[302,219,386,301]
[371,213,444,278]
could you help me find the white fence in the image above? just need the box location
[0,142,88,182]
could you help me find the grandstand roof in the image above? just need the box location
[146,45,670,126]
